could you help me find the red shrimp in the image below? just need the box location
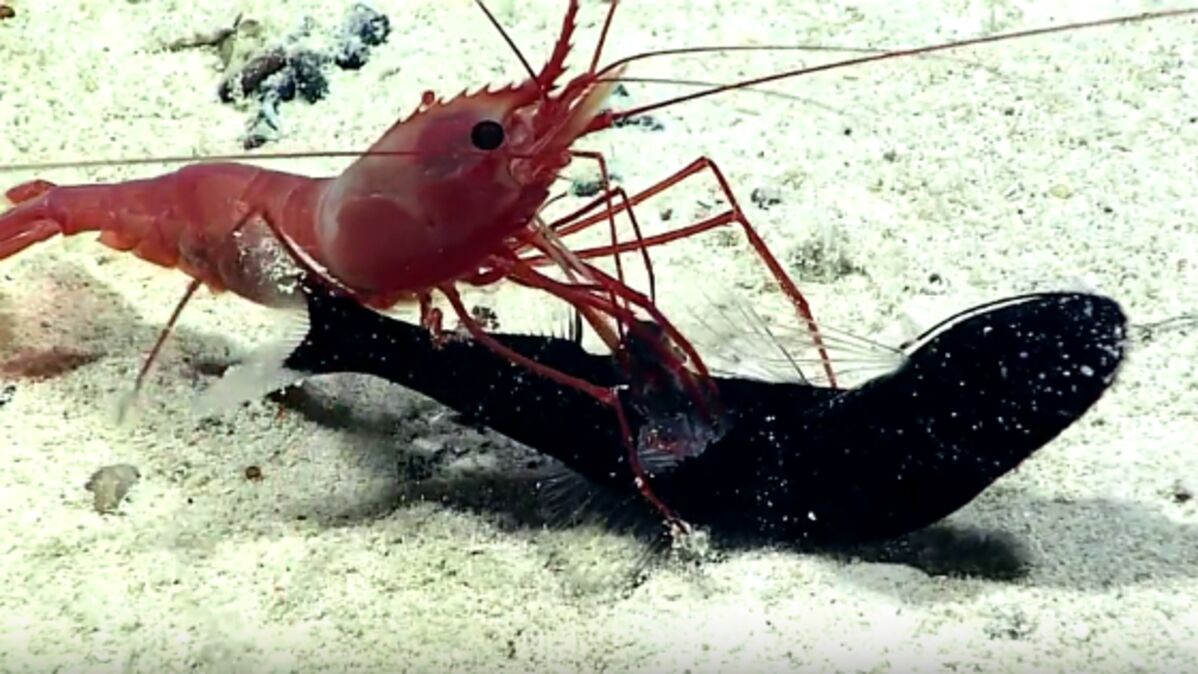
[0,0,725,531]
[2,1,1195,533]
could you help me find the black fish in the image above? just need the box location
[273,282,1126,546]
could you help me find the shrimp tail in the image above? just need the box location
[0,179,65,257]
[0,164,330,306]
[5,179,57,204]
[0,213,60,259]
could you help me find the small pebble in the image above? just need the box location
[244,465,263,481]
[218,49,288,102]
[470,305,500,331]
[570,173,622,198]
[243,103,282,149]
[346,3,390,46]
[335,3,392,69]
[612,114,664,131]
[84,464,141,514]
[750,186,782,210]
[0,4,15,20]
[571,179,603,198]
[1049,184,1073,199]
[164,13,255,58]
[266,68,297,103]
[289,50,330,103]
[1172,479,1193,504]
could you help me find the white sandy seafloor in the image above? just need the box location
[1,0,1196,671]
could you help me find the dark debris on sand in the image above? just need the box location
[213,4,392,149]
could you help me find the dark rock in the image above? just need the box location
[289,50,329,103]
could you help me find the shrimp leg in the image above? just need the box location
[118,205,285,420]
[116,277,203,422]
[496,249,722,426]
[211,188,710,532]
[437,283,689,535]
[526,155,840,388]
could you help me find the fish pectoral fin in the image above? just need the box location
[188,308,313,419]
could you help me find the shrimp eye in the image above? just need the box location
[471,120,505,150]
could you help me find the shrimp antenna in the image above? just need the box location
[592,7,1198,123]
[589,0,619,73]
[473,0,542,96]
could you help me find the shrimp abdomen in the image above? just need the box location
[0,163,329,305]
